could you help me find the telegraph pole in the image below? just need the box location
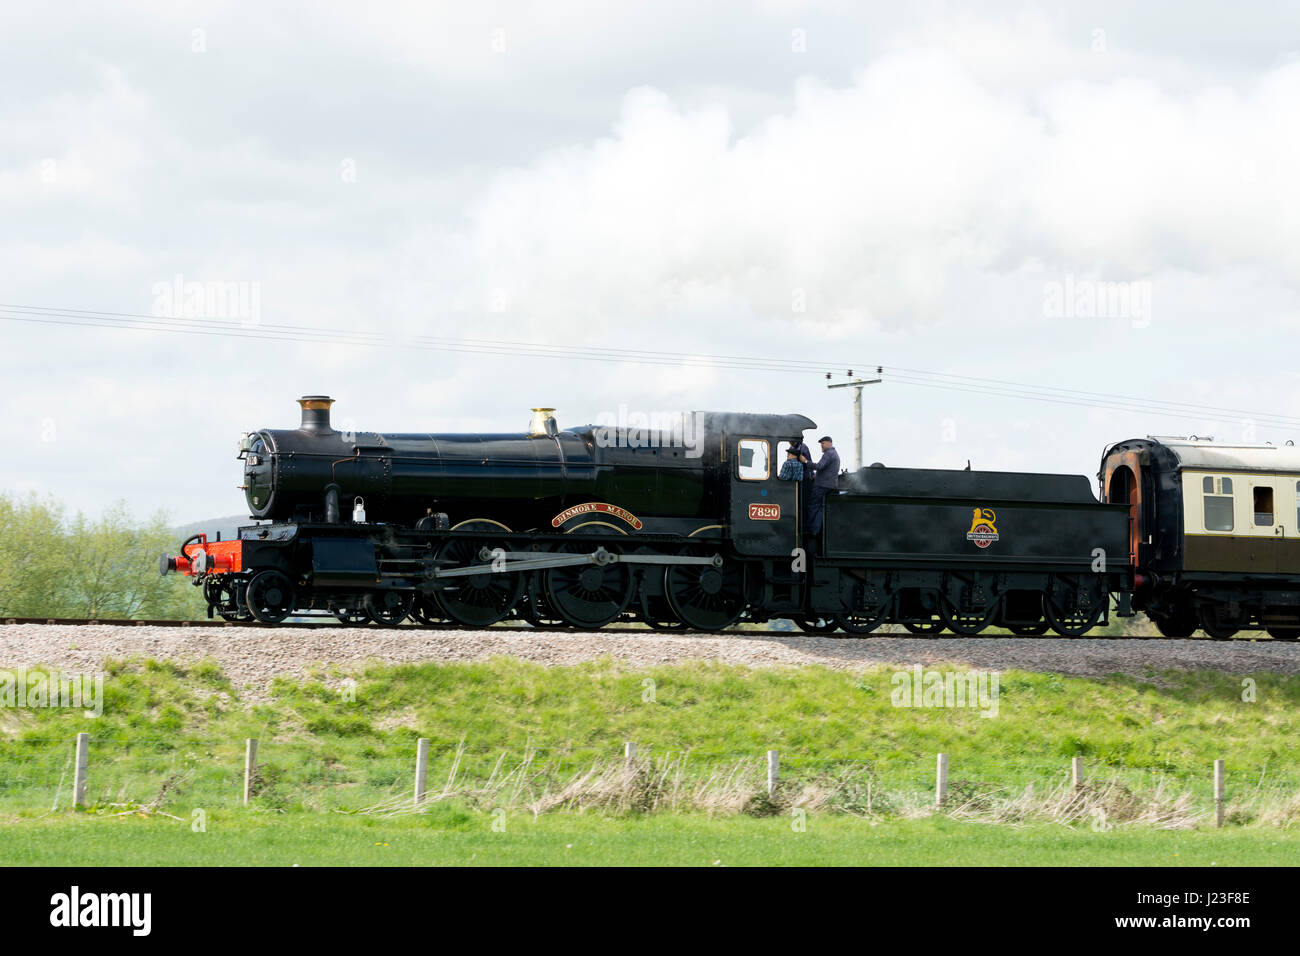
[826,369,882,471]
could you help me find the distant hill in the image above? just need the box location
[170,514,254,542]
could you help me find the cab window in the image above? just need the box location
[1203,476,1233,532]
[1254,486,1274,526]
[737,439,770,480]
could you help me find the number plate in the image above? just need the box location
[748,503,781,521]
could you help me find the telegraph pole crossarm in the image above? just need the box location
[826,369,883,471]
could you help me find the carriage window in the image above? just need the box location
[1203,476,1234,532]
[1254,486,1274,526]
[736,439,770,480]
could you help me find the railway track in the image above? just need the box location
[0,616,1285,640]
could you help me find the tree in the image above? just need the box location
[0,493,205,619]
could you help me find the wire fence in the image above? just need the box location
[4,734,1299,826]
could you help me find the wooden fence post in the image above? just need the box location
[72,733,89,809]
[414,738,430,807]
[767,750,780,797]
[1072,756,1084,790]
[1214,759,1225,828]
[936,753,949,807]
[242,738,258,806]
[624,741,637,765]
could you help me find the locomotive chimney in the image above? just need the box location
[298,395,335,433]
[528,407,558,437]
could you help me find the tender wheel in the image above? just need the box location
[938,593,999,636]
[365,591,414,626]
[664,550,746,631]
[1266,627,1300,641]
[836,609,888,636]
[1006,622,1049,636]
[433,527,524,627]
[834,578,891,637]
[1042,591,1104,637]
[245,570,295,625]
[902,620,946,635]
[544,544,633,629]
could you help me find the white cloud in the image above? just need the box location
[3,3,1300,519]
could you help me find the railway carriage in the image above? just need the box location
[1100,437,1300,639]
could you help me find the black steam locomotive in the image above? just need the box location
[165,395,1145,635]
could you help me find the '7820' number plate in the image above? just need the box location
[748,503,781,520]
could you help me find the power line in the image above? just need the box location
[2,302,1296,431]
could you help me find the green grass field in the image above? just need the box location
[2,655,1299,864]
[6,810,1299,866]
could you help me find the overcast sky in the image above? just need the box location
[2,1,1298,523]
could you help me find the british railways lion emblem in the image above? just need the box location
[965,507,999,548]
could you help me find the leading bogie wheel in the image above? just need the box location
[334,605,369,626]
[245,570,296,625]
[365,591,414,626]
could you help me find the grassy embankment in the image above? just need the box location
[2,656,1298,864]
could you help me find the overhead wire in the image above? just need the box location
[1,302,1296,431]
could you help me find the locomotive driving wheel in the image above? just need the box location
[664,548,746,631]
[433,523,523,627]
[544,543,634,629]
[901,620,946,635]
[245,570,296,624]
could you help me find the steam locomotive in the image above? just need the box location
[160,396,1300,639]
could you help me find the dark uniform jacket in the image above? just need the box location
[812,447,841,488]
